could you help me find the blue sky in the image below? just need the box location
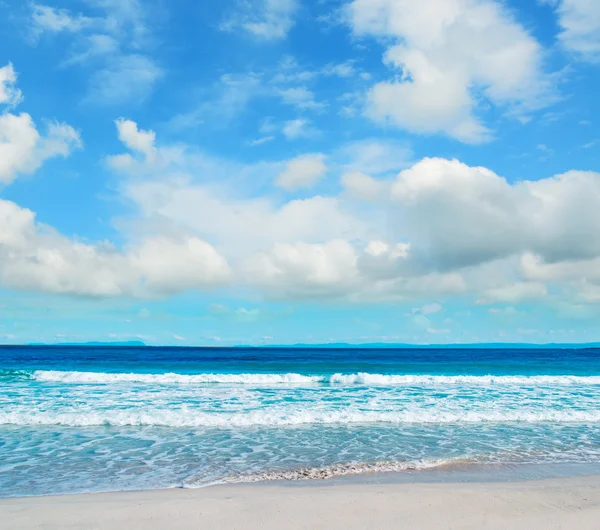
[0,0,599,345]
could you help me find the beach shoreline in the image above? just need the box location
[2,474,600,530]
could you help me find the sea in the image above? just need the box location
[1,345,600,497]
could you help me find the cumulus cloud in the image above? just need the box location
[275,154,328,190]
[520,253,600,284]
[0,64,81,185]
[127,180,364,258]
[130,235,231,295]
[390,158,522,268]
[221,0,298,39]
[102,120,600,305]
[347,0,554,142]
[244,239,360,299]
[107,122,364,257]
[243,238,466,302]
[0,199,230,298]
[0,97,229,299]
[242,157,600,303]
[388,159,600,272]
[115,117,156,158]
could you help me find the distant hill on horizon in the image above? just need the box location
[26,341,148,347]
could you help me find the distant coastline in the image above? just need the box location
[10,341,600,349]
[24,341,148,347]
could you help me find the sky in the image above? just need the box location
[0,0,599,346]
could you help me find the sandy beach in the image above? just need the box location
[2,475,600,530]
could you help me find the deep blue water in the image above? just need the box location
[1,346,600,497]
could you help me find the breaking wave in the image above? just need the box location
[3,408,600,427]
[23,370,600,386]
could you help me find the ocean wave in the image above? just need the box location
[327,373,600,386]
[31,370,319,385]
[2,408,600,427]
[26,370,600,386]
[186,459,453,487]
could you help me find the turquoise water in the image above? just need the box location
[1,346,600,496]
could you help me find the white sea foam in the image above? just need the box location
[30,370,600,386]
[186,459,452,486]
[32,371,319,385]
[3,408,600,427]
[327,373,600,386]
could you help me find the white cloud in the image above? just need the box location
[347,0,553,142]
[131,235,231,296]
[322,61,356,77]
[243,240,361,299]
[282,118,316,139]
[168,73,262,131]
[334,139,413,176]
[390,158,521,269]
[275,154,328,191]
[126,180,364,258]
[31,0,148,44]
[520,253,600,284]
[115,118,156,158]
[278,87,327,111]
[86,55,163,105]
[234,307,262,322]
[221,0,298,39]
[103,120,600,305]
[63,34,120,66]
[0,107,232,299]
[29,2,158,104]
[93,0,149,44]
[0,63,23,106]
[0,66,81,185]
[421,302,442,315]
[359,240,413,281]
[488,306,519,316]
[260,117,277,134]
[244,238,466,302]
[111,120,367,257]
[387,159,600,272]
[341,171,387,201]
[426,327,450,335]
[30,4,92,36]
[548,0,600,61]
[0,199,230,298]
[479,282,548,304]
[247,136,275,146]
